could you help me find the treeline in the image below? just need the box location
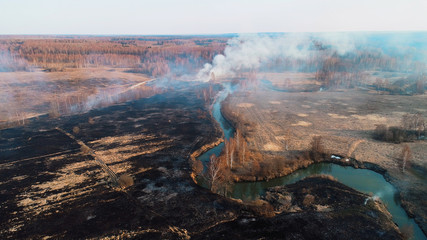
[0,36,228,76]
[373,113,426,143]
[258,41,426,91]
[314,52,426,91]
[372,74,426,95]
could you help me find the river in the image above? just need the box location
[197,86,426,240]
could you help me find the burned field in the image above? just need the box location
[194,176,403,240]
[0,83,404,239]
[0,68,155,126]
[0,84,231,238]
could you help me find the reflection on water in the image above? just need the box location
[230,163,426,240]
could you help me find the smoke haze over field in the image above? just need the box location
[197,33,358,81]
[197,32,427,81]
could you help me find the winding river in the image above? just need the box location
[197,87,426,240]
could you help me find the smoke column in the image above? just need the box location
[197,33,361,81]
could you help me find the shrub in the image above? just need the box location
[373,124,387,141]
[73,126,80,134]
[118,174,134,188]
[249,199,275,217]
[373,124,411,143]
[302,194,315,207]
[388,126,406,143]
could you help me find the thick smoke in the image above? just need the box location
[197,33,361,81]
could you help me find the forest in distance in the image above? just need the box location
[1,33,426,88]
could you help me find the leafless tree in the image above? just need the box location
[400,144,412,173]
[241,139,246,165]
[207,154,223,192]
[401,113,425,139]
[311,135,324,162]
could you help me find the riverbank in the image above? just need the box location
[193,176,404,240]
[219,86,427,236]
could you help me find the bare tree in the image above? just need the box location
[373,124,388,141]
[401,113,425,139]
[241,138,246,165]
[207,154,233,195]
[416,79,425,94]
[224,139,230,167]
[400,144,412,173]
[207,154,223,192]
[310,135,324,162]
[230,141,235,169]
[224,138,235,169]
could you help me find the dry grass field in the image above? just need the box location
[222,72,427,232]
[224,72,426,167]
[0,68,155,126]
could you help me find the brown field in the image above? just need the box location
[0,35,229,127]
[0,68,156,126]
[222,71,427,233]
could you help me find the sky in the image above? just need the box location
[0,0,426,35]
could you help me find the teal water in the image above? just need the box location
[197,84,235,164]
[231,163,426,240]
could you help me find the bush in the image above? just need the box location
[373,124,409,143]
[249,199,275,217]
[388,126,406,143]
[118,174,134,188]
[72,126,80,134]
[302,194,315,207]
[373,124,387,141]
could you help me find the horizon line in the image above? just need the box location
[1,30,427,37]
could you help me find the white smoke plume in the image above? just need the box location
[197,33,361,81]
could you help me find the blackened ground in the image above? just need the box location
[0,83,240,239]
[0,83,402,239]
[193,176,403,240]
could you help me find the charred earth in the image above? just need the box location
[0,84,403,239]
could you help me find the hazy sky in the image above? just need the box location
[0,0,426,34]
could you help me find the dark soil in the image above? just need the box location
[194,176,403,240]
[0,83,403,239]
